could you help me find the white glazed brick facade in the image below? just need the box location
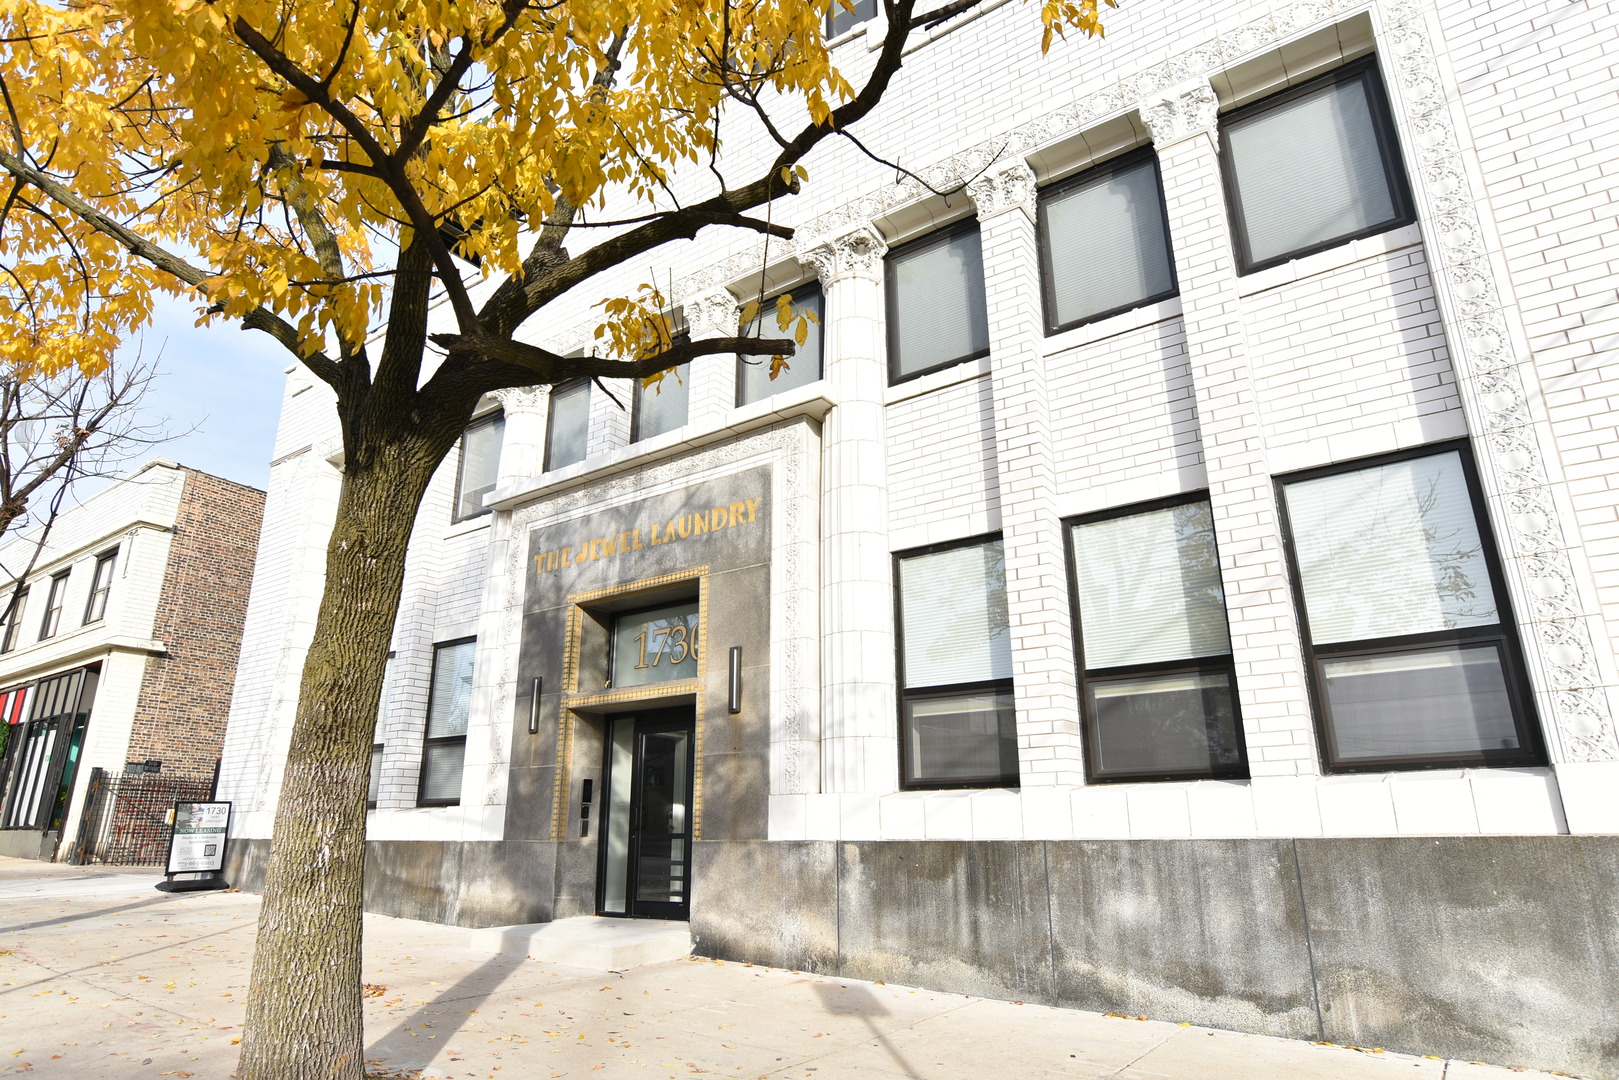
[224,0,1619,849]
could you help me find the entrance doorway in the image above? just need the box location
[598,708,694,920]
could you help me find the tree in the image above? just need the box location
[0,1,1109,1076]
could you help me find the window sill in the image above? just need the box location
[883,354,992,406]
[1235,222,1423,299]
[1043,296,1184,356]
[444,512,494,541]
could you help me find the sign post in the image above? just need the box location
[156,800,231,893]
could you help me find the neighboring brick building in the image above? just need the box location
[0,460,264,862]
[220,1,1619,1075]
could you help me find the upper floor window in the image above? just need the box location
[83,550,117,624]
[418,638,476,805]
[633,363,690,442]
[827,0,876,38]
[895,536,1017,788]
[1069,496,1247,781]
[1278,445,1542,771]
[1039,147,1178,333]
[454,411,505,522]
[1220,56,1414,274]
[886,220,990,384]
[1,587,27,653]
[39,571,68,640]
[737,286,824,406]
[545,380,592,471]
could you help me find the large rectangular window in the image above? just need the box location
[737,286,824,405]
[454,412,504,521]
[545,380,592,471]
[83,550,116,624]
[39,571,68,640]
[1069,497,1247,781]
[896,537,1017,788]
[1221,57,1414,274]
[1,587,27,654]
[632,363,690,442]
[886,221,990,384]
[1279,445,1542,771]
[1039,148,1178,333]
[418,638,476,805]
[827,0,876,38]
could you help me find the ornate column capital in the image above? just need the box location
[1140,79,1220,148]
[967,158,1038,221]
[494,385,550,414]
[795,224,888,285]
[683,288,742,338]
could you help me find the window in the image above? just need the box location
[610,599,700,688]
[1039,148,1178,333]
[737,286,824,405]
[886,220,990,384]
[545,380,592,471]
[83,550,117,624]
[367,744,384,808]
[827,0,876,38]
[453,412,505,521]
[1220,56,1414,274]
[418,638,476,805]
[39,572,68,640]
[1,587,27,653]
[895,537,1017,788]
[1069,497,1247,781]
[632,363,690,441]
[1278,445,1542,771]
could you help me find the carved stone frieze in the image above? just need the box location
[1140,80,1220,148]
[494,385,549,413]
[795,225,888,284]
[683,289,742,338]
[967,159,1038,220]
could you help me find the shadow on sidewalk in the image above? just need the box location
[1,893,176,934]
[364,949,530,1068]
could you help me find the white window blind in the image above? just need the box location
[1042,155,1175,328]
[1225,73,1399,267]
[419,742,465,803]
[888,226,989,380]
[1283,451,1497,645]
[426,640,476,739]
[456,414,504,519]
[546,381,591,470]
[899,540,1010,688]
[635,363,690,441]
[739,289,823,405]
[1073,501,1230,669]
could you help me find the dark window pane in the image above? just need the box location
[888,226,989,381]
[1321,643,1518,762]
[545,381,591,470]
[1089,670,1242,776]
[367,745,383,805]
[738,289,824,405]
[902,689,1017,784]
[827,0,876,38]
[419,741,466,803]
[1042,154,1175,329]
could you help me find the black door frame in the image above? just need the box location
[596,707,695,920]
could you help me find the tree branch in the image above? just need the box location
[427,332,797,383]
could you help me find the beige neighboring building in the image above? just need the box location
[0,459,264,863]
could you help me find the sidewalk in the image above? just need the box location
[0,858,1578,1079]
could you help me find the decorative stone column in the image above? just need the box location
[683,288,742,430]
[1142,81,1323,827]
[795,224,898,794]
[493,385,550,490]
[966,159,1087,788]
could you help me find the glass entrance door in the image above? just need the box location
[598,709,693,920]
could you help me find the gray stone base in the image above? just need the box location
[224,834,1619,1077]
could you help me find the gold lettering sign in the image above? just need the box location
[534,495,764,577]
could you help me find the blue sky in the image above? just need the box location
[116,293,293,491]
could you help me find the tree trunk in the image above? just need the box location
[236,436,446,1080]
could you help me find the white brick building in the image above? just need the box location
[219,0,1619,1072]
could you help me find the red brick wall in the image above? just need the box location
[127,471,266,783]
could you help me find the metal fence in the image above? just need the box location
[69,768,214,866]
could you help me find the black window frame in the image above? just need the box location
[1275,441,1546,773]
[1220,55,1417,276]
[735,283,825,406]
[1038,145,1180,335]
[893,533,1019,791]
[1,586,27,654]
[451,410,505,523]
[544,379,593,472]
[367,743,384,809]
[82,549,117,625]
[39,571,68,640]
[884,218,992,386]
[416,636,477,807]
[1064,492,1249,783]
